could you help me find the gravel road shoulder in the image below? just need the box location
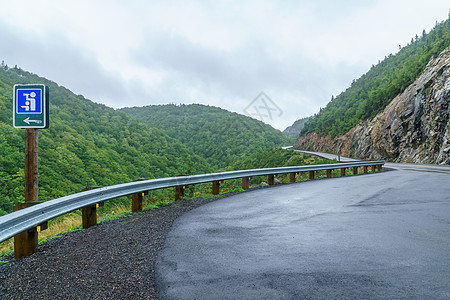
[0,193,243,300]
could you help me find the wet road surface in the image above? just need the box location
[292,149,360,162]
[156,165,450,299]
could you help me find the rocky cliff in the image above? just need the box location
[294,46,450,164]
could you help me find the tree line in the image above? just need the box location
[119,104,288,169]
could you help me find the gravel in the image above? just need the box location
[0,194,238,299]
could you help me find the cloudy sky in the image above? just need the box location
[0,0,448,130]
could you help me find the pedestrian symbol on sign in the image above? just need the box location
[22,92,36,111]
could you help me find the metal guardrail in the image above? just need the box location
[0,160,384,247]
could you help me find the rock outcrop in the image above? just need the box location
[294,46,450,164]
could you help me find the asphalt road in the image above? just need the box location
[293,150,360,162]
[156,164,450,299]
[281,147,359,162]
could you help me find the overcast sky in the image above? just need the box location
[0,0,448,130]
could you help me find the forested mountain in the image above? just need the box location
[283,116,311,142]
[119,104,288,168]
[300,18,450,138]
[295,33,450,164]
[0,66,210,216]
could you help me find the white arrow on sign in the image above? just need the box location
[23,117,43,125]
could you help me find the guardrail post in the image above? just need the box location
[242,177,250,190]
[289,172,297,183]
[131,179,148,212]
[132,192,145,212]
[131,178,148,212]
[82,204,97,229]
[175,186,185,200]
[363,166,368,173]
[377,164,382,171]
[13,219,48,259]
[268,175,275,185]
[353,167,358,175]
[13,227,38,259]
[212,180,221,195]
[81,186,103,229]
[326,169,332,178]
[309,171,314,180]
[371,165,376,172]
[175,175,187,201]
[340,168,346,176]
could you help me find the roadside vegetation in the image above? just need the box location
[283,116,311,142]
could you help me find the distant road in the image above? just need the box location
[385,162,450,173]
[282,146,359,162]
[156,163,450,299]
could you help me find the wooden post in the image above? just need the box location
[242,177,250,190]
[268,175,275,185]
[326,169,332,178]
[289,173,296,183]
[212,181,220,195]
[14,129,39,258]
[377,164,382,172]
[24,129,39,204]
[132,192,144,212]
[371,165,376,173]
[353,167,358,175]
[175,186,185,200]
[13,227,38,259]
[175,175,187,201]
[131,179,147,211]
[363,166,368,174]
[341,168,346,176]
[82,204,98,229]
[13,203,38,258]
[309,171,314,180]
[81,186,103,229]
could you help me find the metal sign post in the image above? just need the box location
[12,84,49,258]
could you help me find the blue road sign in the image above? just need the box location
[13,84,49,129]
[16,89,43,114]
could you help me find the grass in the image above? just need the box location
[143,200,171,210]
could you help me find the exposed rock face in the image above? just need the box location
[294,47,450,164]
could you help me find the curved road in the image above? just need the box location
[156,164,450,299]
[281,147,359,162]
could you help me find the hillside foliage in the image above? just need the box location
[283,116,311,142]
[234,148,336,170]
[120,104,288,168]
[301,19,450,137]
[0,67,210,216]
